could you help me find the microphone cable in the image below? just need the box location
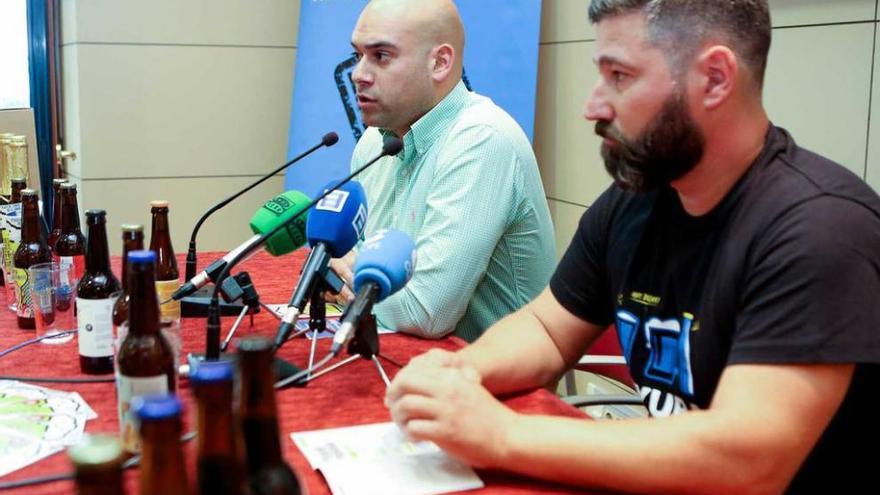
[0,331,115,383]
[274,351,334,389]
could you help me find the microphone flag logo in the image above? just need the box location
[316,189,349,213]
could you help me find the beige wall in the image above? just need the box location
[537,0,880,257]
[61,0,880,256]
[60,0,299,253]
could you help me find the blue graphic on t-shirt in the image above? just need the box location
[616,310,695,398]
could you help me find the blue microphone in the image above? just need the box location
[273,180,369,350]
[331,229,416,355]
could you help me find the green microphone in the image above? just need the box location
[250,190,311,256]
[171,190,311,301]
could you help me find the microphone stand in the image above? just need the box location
[182,132,338,317]
[198,136,404,378]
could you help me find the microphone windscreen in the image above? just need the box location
[322,132,339,147]
[249,190,310,256]
[353,229,416,301]
[382,135,404,156]
[306,180,368,258]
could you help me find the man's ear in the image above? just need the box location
[695,45,737,110]
[430,44,455,82]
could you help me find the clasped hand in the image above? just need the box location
[385,349,517,468]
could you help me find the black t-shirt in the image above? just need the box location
[551,126,880,491]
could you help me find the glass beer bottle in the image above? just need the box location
[149,201,180,324]
[68,434,126,495]
[4,178,27,311]
[192,360,248,495]
[112,224,144,342]
[47,178,67,254]
[116,250,176,454]
[237,337,303,495]
[133,394,189,495]
[76,209,121,374]
[12,189,50,329]
[54,183,86,285]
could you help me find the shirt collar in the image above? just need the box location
[379,80,469,164]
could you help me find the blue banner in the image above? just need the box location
[285,0,543,197]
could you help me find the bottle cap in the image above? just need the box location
[20,189,37,197]
[85,209,106,218]
[121,224,144,233]
[150,200,169,208]
[132,394,182,421]
[67,434,123,466]
[61,183,77,190]
[127,250,156,264]
[190,359,235,385]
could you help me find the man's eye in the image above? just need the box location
[611,71,629,85]
[351,51,362,61]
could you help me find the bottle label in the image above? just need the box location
[77,297,116,358]
[14,267,31,318]
[116,373,168,453]
[156,280,181,322]
[57,255,85,287]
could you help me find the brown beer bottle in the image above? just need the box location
[149,201,180,324]
[4,178,27,310]
[68,434,126,495]
[47,178,67,254]
[116,250,176,453]
[54,183,87,283]
[112,224,144,339]
[132,394,189,495]
[12,189,50,329]
[192,360,248,495]
[237,337,303,495]
[76,209,121,374]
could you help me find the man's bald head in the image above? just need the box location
[351,0,466,137]
[359,0,464,78]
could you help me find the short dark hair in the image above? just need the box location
[588,0,772,87]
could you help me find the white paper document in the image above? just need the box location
[0,381,97,477]
[266,304,396,340]
[291,422,484,495]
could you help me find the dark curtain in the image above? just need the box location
[26,0,55,226]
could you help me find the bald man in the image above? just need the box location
[334,0,555,342]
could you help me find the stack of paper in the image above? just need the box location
[291,422,484,495]
[265,303,396,340]
[0,380,97,477]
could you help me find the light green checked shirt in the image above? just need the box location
[351,81,556,342]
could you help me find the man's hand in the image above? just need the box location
[385,349,518,469]
[326,252,356,304]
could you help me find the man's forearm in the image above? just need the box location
[500,412,789,495]
[456,308,568,395]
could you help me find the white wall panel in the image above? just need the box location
[534,41,612,208]
[80,175,286,253]
[61,0,299,47]
[769,0,875,27]
[764,23,873,177]
[73,44,295,179]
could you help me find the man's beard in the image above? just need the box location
[596,91,705,192]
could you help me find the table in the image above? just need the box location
[0,251,590,494]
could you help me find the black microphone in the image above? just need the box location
[183,131,338,282]
[203,135,403,360]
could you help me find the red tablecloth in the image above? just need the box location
[0,251,590,495]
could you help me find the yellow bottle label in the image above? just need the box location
[156,280,181,322]
[14,267,31,318]
[116,373,168,453]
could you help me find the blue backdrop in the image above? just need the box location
[285,0,543,197]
